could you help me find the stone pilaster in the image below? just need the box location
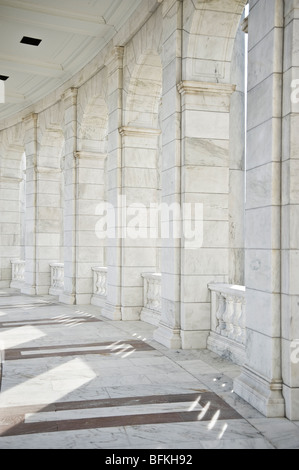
[281,0,299,420]
[102,47,124,320]
[234,0,285,417]
[119,126,161,321]
[34,166,63,294]
[178,80,234,349]
[0,174,22,288]
[60,88,78,305]
[153,0,183,349]
[21,113,38,296]
[75,151,107,304]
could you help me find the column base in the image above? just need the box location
[141,307,161,327]
[101,302,122,321]
[91,295,107,309]
[234,365,285,418]
[59,292,76,305]
[283,385,299,421]
[121,306,141,321]
[1,281,11,288]
[10,281,25,290]
[75,294,92,305]
[21,285,36,296]
[153,322,181,349]
[181,330,209,350]
[207,331,246,366]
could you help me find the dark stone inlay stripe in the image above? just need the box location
[0,316,102,329]
[4,340,155,360]
[0,392,242,437]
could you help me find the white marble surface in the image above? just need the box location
[0,291,298,449]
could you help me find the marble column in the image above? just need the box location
[234,0,285,417]
[229,19,246,286]
[75,151,107,304]
[178,81,234,349]
[21,113,38,296]
[281,0,299,420]
[154,0,183,348]
[102,47,124,320]
[119,126,161,321]
[0,172,22,288]
[60,88,78,305]
[34,166,63,295]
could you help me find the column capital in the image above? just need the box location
[105,46,124,73]
[0,175,22,184]
[22,113,38,128]
[35,166,62,175]
[62,87,78,104]
[119,126,161,138]
[74,151,107,161]
[177,81,236,96]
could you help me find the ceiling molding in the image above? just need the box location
[0,13,108,37]
[6,92,26,103]
[0,54,63,76]
[0,0,106,25]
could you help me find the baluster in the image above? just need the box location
[223,295,234,338]
[216,293,226,335]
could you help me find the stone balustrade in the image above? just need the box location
[141,273,162,326]
[91,267,108,308]
[49,263,64,296]
[10,259,25,289]
[208,283,246,366]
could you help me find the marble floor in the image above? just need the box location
[0,289,298,449]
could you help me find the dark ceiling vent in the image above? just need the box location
[20,36,42,46]
[0,75,9,81]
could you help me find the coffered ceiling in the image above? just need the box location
[0,0,142,121]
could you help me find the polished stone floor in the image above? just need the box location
[0,289,299,449]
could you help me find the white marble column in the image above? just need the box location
[75,151,107,304]
[0,173,22,287]
[102,47,124,320]
[60,88,78,305]
[281,0,299,420]
[119,126,161,321]
[154,0,183,348]
[34,166,63,295]
[21,113,38,296]
[178,81,234,349]
[229,19,246,286]
[234,0,285,417]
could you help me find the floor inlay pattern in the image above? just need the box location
[4,340,154,360]
[0,315,102,329]
[0,392,242,437]
[0,290,298,449]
